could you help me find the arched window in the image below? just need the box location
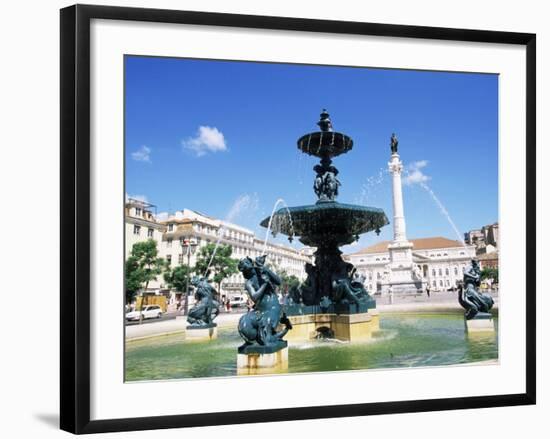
[439,280,443,287]
[432,269,436,277]
[445,268,449,276]
[438,268,442,276]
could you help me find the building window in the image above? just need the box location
[167,239,172,247]
[377,272,381,280]
[178,254,184,264]
[166,255,172,265]
[133,225,140,235]
[168,223,174,232]
[439,280,443,287]
[147,228,154,238]
[433,280,436,287]
[135,207,142,216]
[438,268,442,276]
[445,268,449,276]
[432,269,436,277]
[446,280,450,286]
[454,267,458,275]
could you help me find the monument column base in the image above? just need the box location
[237,342,288,375]
[185,324,218,341]
[465,313,495,333]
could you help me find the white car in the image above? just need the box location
[126,305,163,321]
[229,294,247,308]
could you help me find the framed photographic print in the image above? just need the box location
[60,4,536,434]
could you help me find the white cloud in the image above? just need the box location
[155,211,169,221]
[131,145,151,162]
[403,160,430,186]
[182,126,227,157]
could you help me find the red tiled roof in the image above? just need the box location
[347,237,465,255]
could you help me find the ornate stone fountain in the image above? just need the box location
[260,110,389,342]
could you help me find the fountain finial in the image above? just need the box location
[317,109,333,132]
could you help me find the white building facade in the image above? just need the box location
[125,203,313,298]
[346,237,476,294]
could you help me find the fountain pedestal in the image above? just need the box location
[237,342,289,375]
[284,309,380,343]
[185,324,218,341]
[465,313,495,333]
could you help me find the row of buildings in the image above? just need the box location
[125,198,313,304]
[345,221,499,294]
[125,194,499,304]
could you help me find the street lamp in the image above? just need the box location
[181,237,198,316]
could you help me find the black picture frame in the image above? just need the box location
[60,4,536,434]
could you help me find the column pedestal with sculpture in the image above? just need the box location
[458,259,495,333]
[236,256,293,374]
[184,276,220,341]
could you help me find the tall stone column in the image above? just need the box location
[389,152,408,243]
[381,133,422,295]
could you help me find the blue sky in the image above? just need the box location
[125,56,498,252]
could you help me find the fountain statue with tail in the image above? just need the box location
[236,255,293,374]
[185,276,220,341]
[458,259,496,333]
[260,110,389,343]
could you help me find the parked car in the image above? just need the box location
[126,305,163,321]
[229,294,247,308]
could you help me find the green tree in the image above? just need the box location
[194,243,238,297]
[274,267,300,294]
[125,255,142,305]
[126,239,166,323]
[164,264,193,311]
[481,267,499,284]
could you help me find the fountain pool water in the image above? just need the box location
[125,314,498,381]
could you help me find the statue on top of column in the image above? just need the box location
[390,133,399,154]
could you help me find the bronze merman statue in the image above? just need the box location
[458,259,494,319]
[237,256,292,351]
[187,276,220,327]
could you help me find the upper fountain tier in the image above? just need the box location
[296,109,353,159]
[260,110,389,247]
[260,202,388,247]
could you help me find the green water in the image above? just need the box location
[125,314,498,381]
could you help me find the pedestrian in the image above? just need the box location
[388,286,394,304]
[426,285,431,298]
